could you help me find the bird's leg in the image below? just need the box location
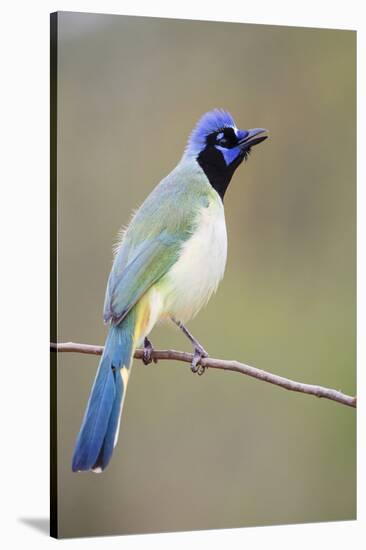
[171,317,208,375]
[142,336,157,365]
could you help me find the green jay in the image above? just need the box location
[72,109,268,472]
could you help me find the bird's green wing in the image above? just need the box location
[103,163,212,326]
[103,231,185,325]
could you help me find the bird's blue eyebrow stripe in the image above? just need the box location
[185,109,236,156]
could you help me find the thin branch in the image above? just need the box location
[50,342,356,409]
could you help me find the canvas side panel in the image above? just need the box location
[50,11,58,540]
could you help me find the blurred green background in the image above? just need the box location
[55,12,356,538]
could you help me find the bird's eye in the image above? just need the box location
[216,132,229,146]
[211,128,237,149]
[214,129,237,148]
[218,137,229,147]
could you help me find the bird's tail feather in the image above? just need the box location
[72,309,137,473]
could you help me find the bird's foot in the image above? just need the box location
[191,345,208,376]
[142,337,157,365]
[171,317,208,374]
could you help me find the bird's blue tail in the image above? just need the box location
[72,312,136,473]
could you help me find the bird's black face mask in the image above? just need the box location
[197,126,268,200]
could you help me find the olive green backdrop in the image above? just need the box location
[55,11,356,538]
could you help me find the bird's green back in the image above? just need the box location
[103,160,216,324]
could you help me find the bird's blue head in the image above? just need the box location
[184,109,268,199]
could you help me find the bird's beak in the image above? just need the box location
[238,128,268,148]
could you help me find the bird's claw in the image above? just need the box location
[142,337,157,365]
[191,347,208,375]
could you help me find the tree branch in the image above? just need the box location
[50,342,356,409]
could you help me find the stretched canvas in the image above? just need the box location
[50,11,356,539]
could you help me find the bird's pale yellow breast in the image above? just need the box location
[159,191,227,322]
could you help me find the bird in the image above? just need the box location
[72,109,268,472]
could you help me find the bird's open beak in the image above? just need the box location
[238,128,268,148]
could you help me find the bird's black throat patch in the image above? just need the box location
[197,146,245,200]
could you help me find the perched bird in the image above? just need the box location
[72,109,268,472]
